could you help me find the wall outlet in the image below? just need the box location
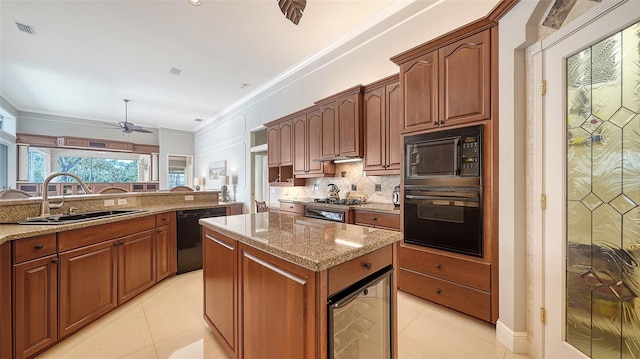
[375,184,382,191]
[104,199,115,206]
[184,195,194,201]
[351,184,357,190]
[117,198,127,205]
[341,171,346,177]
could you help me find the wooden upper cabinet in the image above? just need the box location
[320,103,338,158]
[364,75,401,175]
[393,28,493,133]
[267,125,280,167]
[401,50,439,133]
[337,92,362,157]
[316,85,364,159]
[306,110,327,175]
[278,120,293,166]
[439,29,491,126]
[292,114,307,176]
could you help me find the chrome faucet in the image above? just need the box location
[40,172,92,217]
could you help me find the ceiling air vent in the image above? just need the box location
[13,21,37,35]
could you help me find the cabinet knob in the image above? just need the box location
[433,120,439,125]
[435,288,441,294]
[435,263,441,269]
[371,217,377,221]
[34,244,44,250]
[363,262,372,270]
[51,258,59,263]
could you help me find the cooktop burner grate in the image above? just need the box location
[313,198,364,205]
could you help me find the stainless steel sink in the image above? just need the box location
[18,209,147,225]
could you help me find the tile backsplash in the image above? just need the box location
[271,162,400,204]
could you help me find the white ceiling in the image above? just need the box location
[0,0,499,133]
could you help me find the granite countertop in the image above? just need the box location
[200,212,402,272]
[0,202,241,245]
[278,198,400,214]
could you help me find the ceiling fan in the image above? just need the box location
[108,99,153,134]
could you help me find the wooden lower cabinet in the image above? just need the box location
[203,229,237,358]
[240,243,317,359]
[399,244,492,322]
[352,210,400,231]
[13,255,58,359]
[117,229,156,304]
[58,240,118,338]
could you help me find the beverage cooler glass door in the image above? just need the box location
[404,189,483,257]
[328,267,393,359]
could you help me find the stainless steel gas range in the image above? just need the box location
[303,198,364,223]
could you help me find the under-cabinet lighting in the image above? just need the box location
[333,158,362,164]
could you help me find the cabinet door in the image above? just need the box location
[364,87,387,171]
[58,240,117,338]
[155,224,175,282]
[117,229,156,304]
[439,29,491,126]
[386,81,402,171]
[401,50,439,133]
[292,115,307,175]
[240,244,317,359]
[267,125,280,167]
[203,230,237,357]
[364,87,386,172]
[320,103,338,158]
[278,120,293,166]
[337,93,362,157]
[14,255,57,359]
[306,109,325,174]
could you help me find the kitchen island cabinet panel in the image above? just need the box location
[240,243,317,359]
[58,240,118,338]
[155,212,176,282]
[0,243,12,359]
[203,229,237,358]
[13,255,57,359]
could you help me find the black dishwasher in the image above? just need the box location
[176,207,226,274]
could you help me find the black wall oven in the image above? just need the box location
[403,125,483,257]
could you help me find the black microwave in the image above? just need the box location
[404,125,482,180]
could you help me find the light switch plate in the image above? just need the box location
[117,199,127,205]
[184,195,194,201]
[104,199,115,206]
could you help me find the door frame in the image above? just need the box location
[531,0,640,357]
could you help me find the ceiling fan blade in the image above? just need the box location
[133,127,153,134]
[278,0,306,25]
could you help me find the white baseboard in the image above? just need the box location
[496,320,529,355]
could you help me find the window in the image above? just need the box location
[0,143,7,189]
[168,156,188,189]
[0,115,3,131]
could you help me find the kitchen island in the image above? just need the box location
[199,212,402,359]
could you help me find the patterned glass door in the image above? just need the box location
[565,19,640,358]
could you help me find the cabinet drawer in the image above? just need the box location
[400,245,490,291]
[353,211,400,230]
[328,245,392,295]
[13,234,57,264]
[155,212,174,226]
[59,216,155,252]
[279,202,303,214]
[399,268,490,322]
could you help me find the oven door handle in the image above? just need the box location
[405,194,476,202]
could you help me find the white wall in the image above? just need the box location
[0,96,18,187]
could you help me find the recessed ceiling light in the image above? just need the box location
[239,83,250,89]
[187,0,201,6]
[169,67,182,75]
[194,118,203,122]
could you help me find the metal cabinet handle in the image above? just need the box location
[435,263,441,269]
[363,262,372,270]
[435,288,441,294]
[51,258,59,263]
[34,244,44,250]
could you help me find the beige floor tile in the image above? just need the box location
[144,294,207,343]
[120,345,158,359]
[154,326,228,359]
[38,311,154,359]
[397,291,427,333]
